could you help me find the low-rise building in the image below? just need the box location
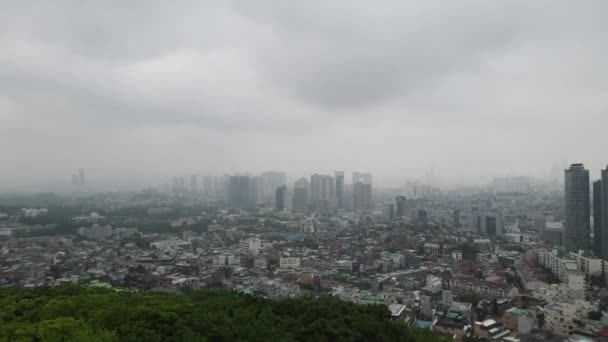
[279,257,301,269]
[77,224,112,240]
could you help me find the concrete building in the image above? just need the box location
[228,175,251,208]
[502,308,534,334]
[292,178,308,211]
[601,166,608,259]
[335,171,345,209]
[261,171,287,203]
[482,211,503,236]
[569,250,603,280]
[310,174,335,212]
[543,300,598,337]
[279,257,301,269]
[396,196,407,218]
[77,224,112,240]
[564,164,590,252]
[275,185,287,211]
[542,221,565,247]
[593,180,603,258]
[353,182,372,210]
[239,238,267,256]
[424,243,441,255]
[452,209,461,227]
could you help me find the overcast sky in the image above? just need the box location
[1,1,607,189]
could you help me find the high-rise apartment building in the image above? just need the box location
[353,182,372,210]
[78,168,85,186]
[453,209,461,227]
[276,185,287,211]
[292,178,308,211]
[352,172,360,185]
[335,171,345,209]
[593,180,603,258]
[310,174,334,212]
[261,171,287,203]
[249,176,262,204]
[228,175,251,208]
[601,167,608,259]
[396,196,407,218]
[564,164,590,252]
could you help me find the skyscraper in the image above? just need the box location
[276,185,287,211]
[310,174,334,212]
[361,172,372,185]
[352,172,360,185]
[292,178,308,211]
[386,203,395,219]
[601,166,608,259]
[228,175,251,208]
[564,164,590,253]
[396,196,407,218]
[261,171,287,203]
[335,171,345,209]
[249,176,262,204]
[593,179,604,258]
[78,168,85,186]
[453,209,461,227]
[353,182,372,210]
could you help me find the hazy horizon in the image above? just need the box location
[1,1,607,190]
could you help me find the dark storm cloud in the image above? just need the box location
[0,0,607,187]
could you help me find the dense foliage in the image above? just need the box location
[0,286,445,342]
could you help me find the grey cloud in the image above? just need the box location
[239,1,541,109]
[0,1,607,187]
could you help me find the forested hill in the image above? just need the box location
[0,286,447,342]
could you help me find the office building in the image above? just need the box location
[396,196,407,218]
[564,164,590,252]
[335,171,345,209]
[276,185,287,211]
[292,178,308,211]
[593,180,604,258]
[482,213,501,236]
[542,222,565,247]
[453,209,461,227]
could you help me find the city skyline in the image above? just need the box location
[3,1,608,339]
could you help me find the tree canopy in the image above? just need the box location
[0,286,446,342]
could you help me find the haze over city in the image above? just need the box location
[1,1,607,191]
[4,2,608,341]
